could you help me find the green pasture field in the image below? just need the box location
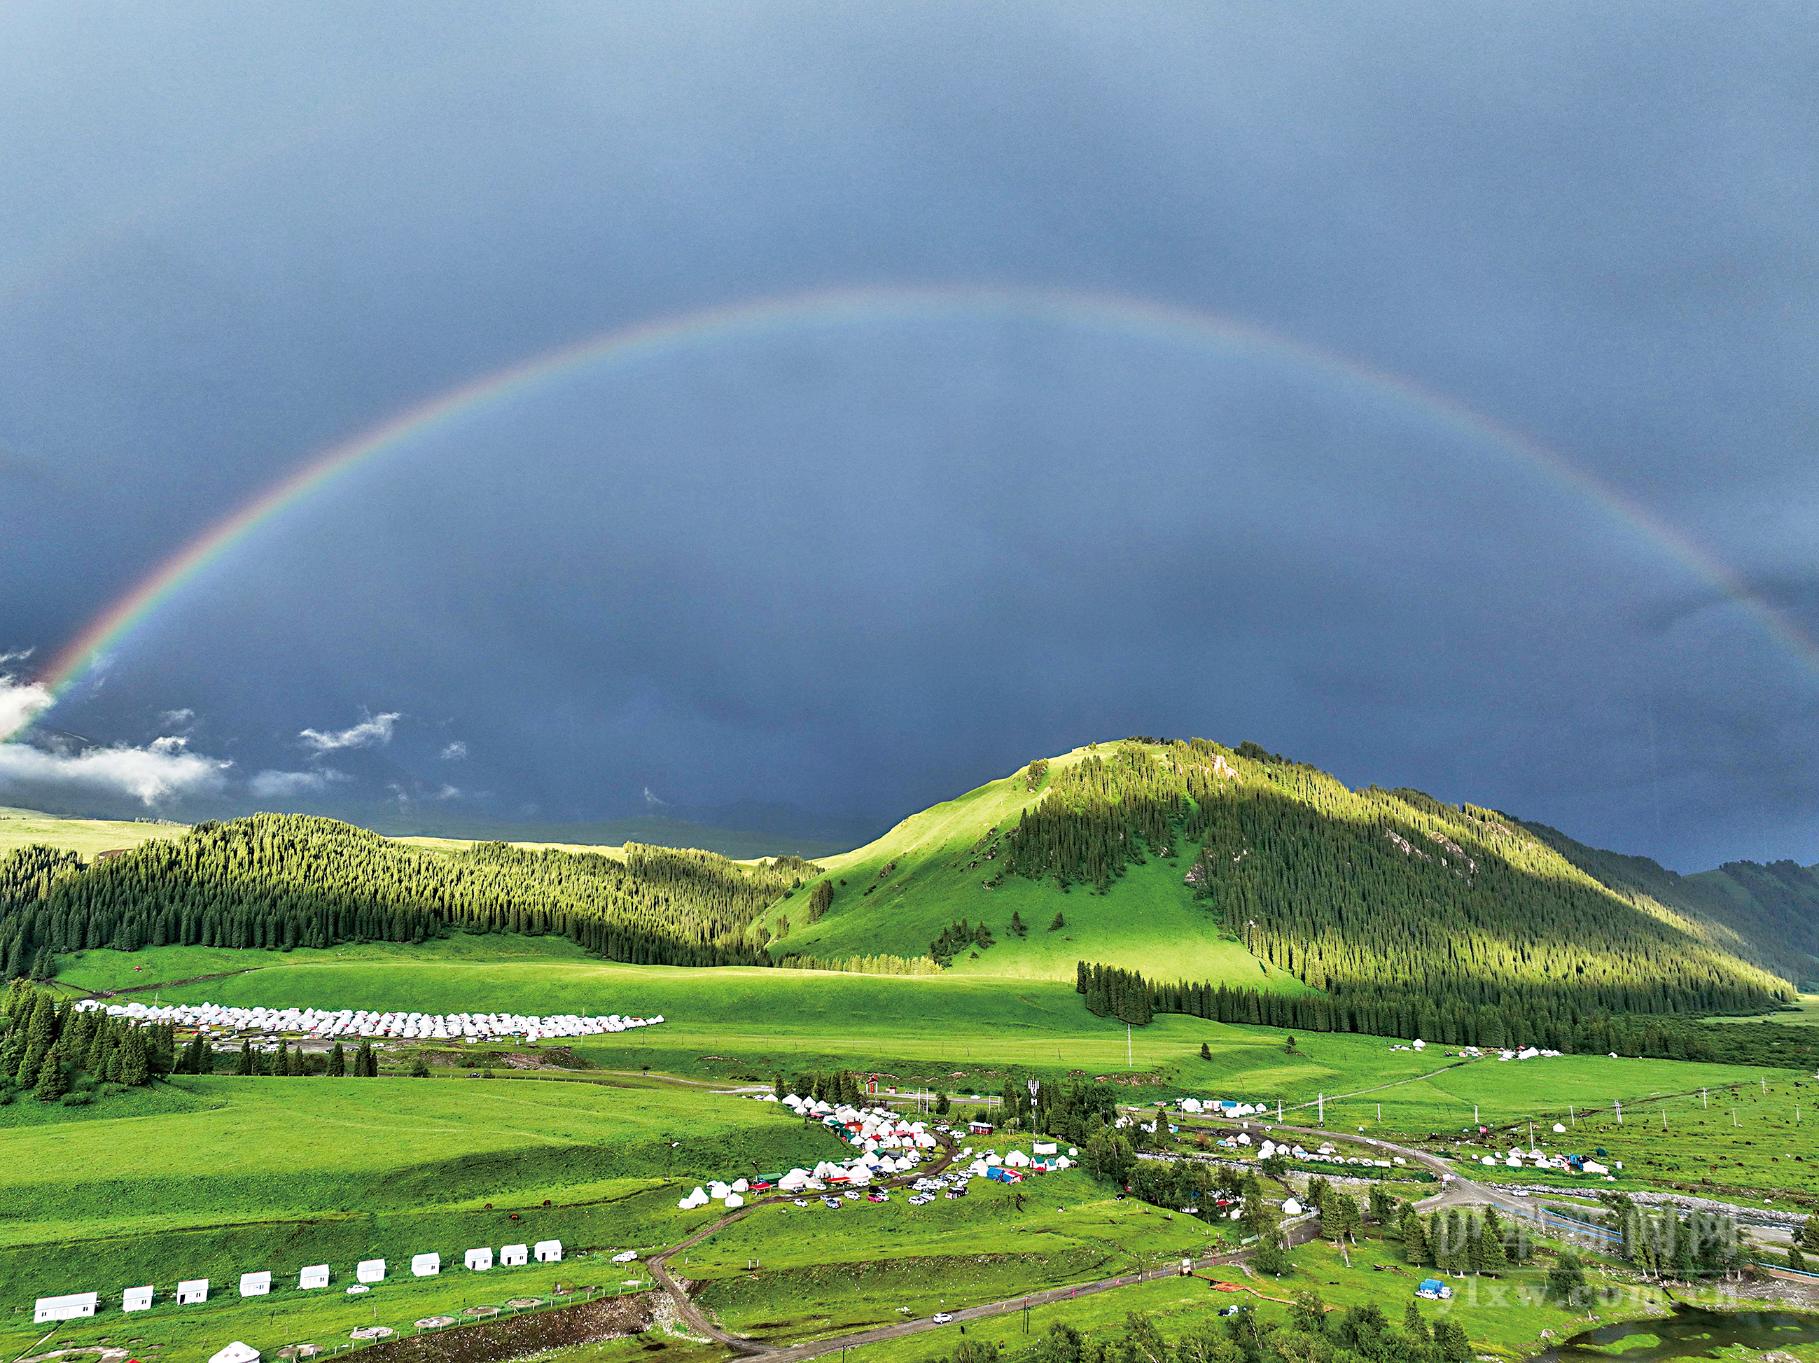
[52,942,1798,1133]
[0,1260,644,1363]
[0,1074,842,1349]
[758,746,1308,989]
[0,804,187,858]
[839,1235,1675,1363]
[688,1166,1229,1344]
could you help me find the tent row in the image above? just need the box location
[1175,1096,1269,1117]
[75,998,664,1042]
[1475,1145,1619,1176]
[33,1242,564,1325]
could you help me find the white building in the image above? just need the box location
[356,1259,386,1284]
[178,1279,210,1305]
[465,1247,493,1271]
[210,1344,260,1363]
[299,1265,331,1290]
[534,1239,563,1263]
[34,1293,99,1324]
[123,1285,154,1312]
[411,1252,441,1277]
[500,1243,529,1267]
[239,1271,271,1298]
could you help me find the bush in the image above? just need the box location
[61,1091,94,1107]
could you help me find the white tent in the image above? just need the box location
[178,1279,210,1305]
[500,1244,529,1267]
[239,1271,272,1298]
[725,1193,746,1209]
[1282,1198,1304,1216]
[411,1253,441,1278]
[534,1240,563,1263]
[299,1265,330,1290]
[356,1259,385,1284]
[34,1293,99,1324]
[210,1344,260,1363]
[465,1248,494,1271]
[123,1285,154,1312]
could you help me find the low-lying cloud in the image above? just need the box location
[0,737,231,806]
[299,711,400,754]
[250,767,349,799]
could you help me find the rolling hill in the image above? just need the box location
[760,740,1794,1024]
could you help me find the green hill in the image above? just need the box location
[762,740,1793,1028]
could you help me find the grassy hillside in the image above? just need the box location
[1526,820,1819,989]
[760,745,1305,988]
[0,804,187,858]
[764,742,1791,1035]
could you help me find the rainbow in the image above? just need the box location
[12,282,1815,740]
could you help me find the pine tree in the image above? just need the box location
[33,1043,67,1101]
[1800,1217,1819,1254]
[327,1042,346,1077]
[237,1042,255,1076]
[119,1030,150,1087]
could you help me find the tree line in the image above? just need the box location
[0,980,168,1104]
[0,816,814,979]
[1076,959,1818,1068]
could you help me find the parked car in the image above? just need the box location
[932,1312,953,1325]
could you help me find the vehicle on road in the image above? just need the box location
[932,1312,953,1324]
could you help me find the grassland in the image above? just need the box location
[0,1074,839,1348]
[50,942,1797,1134]
[689,1163,1230,1344]
[0,804,187,857]
[758,747,1307,988]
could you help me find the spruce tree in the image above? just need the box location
[327,1043,346,1077]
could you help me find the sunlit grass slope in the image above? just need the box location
[0,804,187,857]
[0,1072,837,1320]
[759,746,1303,988]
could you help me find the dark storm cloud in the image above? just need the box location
[0,1,1814,867]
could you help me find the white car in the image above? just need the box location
[793,1198,809,1207]
[932,1312,954,1325]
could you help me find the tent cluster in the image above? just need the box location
[1475,1145,1618,1177]
[960,1140,1077,1180]
[32,1241,566,1325]
[680,1096,939,1210]
[75,998,663,1043]
[1176,1096,1268,1117]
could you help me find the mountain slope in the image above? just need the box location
[1525,821,1819,991]
[764,740,1793,1028]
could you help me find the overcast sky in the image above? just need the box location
[1,3,1815,867]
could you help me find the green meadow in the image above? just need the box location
[0,1073,837,1350]
[0,804,187,858]
[53,941,1796,1133]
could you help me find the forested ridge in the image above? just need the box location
[0,814,808,978]
[1525,820,1819,990]
[997,739,1789,1023]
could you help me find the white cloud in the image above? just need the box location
[643,785,668,808]
[432,783,462,801]
[0,647,35,667]
[150,734,189,754]
[299,711,400,754]
[439,740,468,761]
[250,767,349,799]
[0,739,230,806]
[158,707,197,729]
[0,674,53,741]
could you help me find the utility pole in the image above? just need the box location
[1317,1092,1325,1127]
[1126,1024,1133,1070]
[1615,1100,1622,1125]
